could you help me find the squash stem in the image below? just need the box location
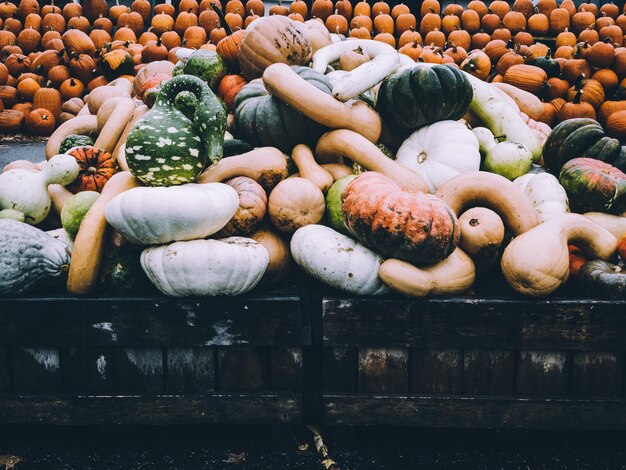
[211,2,233,36]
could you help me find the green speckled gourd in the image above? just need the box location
[59,134,95,154]
[181,49,227,90]
[0,219,71,295]
[125,74,227,187]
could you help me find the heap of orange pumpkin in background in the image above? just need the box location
[2,0,626,139]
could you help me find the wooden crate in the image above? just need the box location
[321,294,626,430]
[0,283,310,425]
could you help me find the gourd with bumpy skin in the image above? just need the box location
[290,224,390,295]
[514,172,569,222]
[0,219,71,295]
[140,237,269,297]
[501,213,618,297]
[105,183,239,245]
[395,120,480,193]
[0,154,79,225]
[125,74,226,186]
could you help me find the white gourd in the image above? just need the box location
[290,224,390,295]
[514,172,570,223]
[105,183,239,245]
[0,154,80,225]
[395,120,481,194]
[141,237,269,297]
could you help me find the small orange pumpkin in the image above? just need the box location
[217,73,247,110]
[25,108,56,135]
[460,49,491,80]
[66,145,117,193]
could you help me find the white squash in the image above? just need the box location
[141,237,269,297]
[0,154,79,225]
[105,183,239,245]
[514,172,570,223]
[395,120,481,194]
[290,224,390,295]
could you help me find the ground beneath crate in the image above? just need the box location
[1,426,626,470]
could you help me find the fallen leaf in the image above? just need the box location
[298,443,309,452]
[0,455,22,469]
[223,452,246,464]
[322,458,336,469]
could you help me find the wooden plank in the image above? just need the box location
[358,348,409,393]
[463,350,515,395]
[11,348,62,393]
[114,347,164,394]
[61,347,113,394]
[411,349,462,394]
[0,394,302,425]
[516,351,568,397]
[323,347,358,393]
[323,395,626,429]
[218,347,269,391]
[270,347,303,391]
[0,296,303,347]
[321,298,626,350]
[165,347,215,394]
[570,352,623,397]
[0,348,10,393]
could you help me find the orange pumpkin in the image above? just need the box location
[566,75,606,109]
[503,64,548,94]
[527,12,549,36]
[0,109,24,133]
[47,64,70,87]
[217,73,247,110]
[33,84,61,118]
[217,29,245,70]
[460,49,491,80]
[17,76,39,100]
[557,90,597,121]
[66,145,117,193]
[59,77,84,100]
[25,108,55,135]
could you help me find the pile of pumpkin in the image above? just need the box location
[1,11,626,300]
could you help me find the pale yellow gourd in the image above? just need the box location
[291,144,334,193]
[458,207,505,258]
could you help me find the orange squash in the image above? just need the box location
[66,145,117,193]
[25,108,55,135]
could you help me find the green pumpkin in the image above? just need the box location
[223,138,253,157]
[125,74,226,186]
[59,134,95,154]
[558,157,626,214]
[579,260,626,300]
[100,50,134,81]
[376,63,473,132]
[182,49,227,90]
[234,66,332,153]
[543,118,625,174]
[98,244,152,295]
[532,52,560,78]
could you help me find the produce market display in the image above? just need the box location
[1,0,626,300]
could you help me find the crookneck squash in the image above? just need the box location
[126,74,227,186]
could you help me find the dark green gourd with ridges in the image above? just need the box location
[125,74,226,187]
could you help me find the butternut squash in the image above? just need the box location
[96,97,126,131]
[292,144,334,193]
[112,104,149,171]
[46,115,98,160]
[48,184,73,216]
[492,82,544,121]
[315,130,429,193]
[435,171,540,236]
[86,78,133,114]
[501,213,618,297]
[67,171,142,295]
[77,103,91,116]
[262,63,382,144]
[583,212,626,240]
[249,223,292,285]
[321,163,354,180]
[93,98,136,153]
[197,147,288,191]
[379,248,476,297]
[458,207,505,258]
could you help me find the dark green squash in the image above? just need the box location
[100,50,134,81]
[579,260,626,300]
[376,64,473,132]
[181,49,227,90]
[59,134,95,154]
[98,244,152,295]
[543,118,624,174]
[559,157,626,214]
[234,66,332,153]
[223,138,253,157]
[533,52,560,78]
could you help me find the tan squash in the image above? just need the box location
[93,98,136,153]
[249,224,292,285]
[501,213,618,297]
[86,78,133,114]
[291,144,333,193]
[268,177,325,234]
[315,130,428,193]
[198,147,288,191]
[583,212,626,239]
[45,115,98,159]
[320,163,353,180]
[435,171,540,236]
[492,82,544,121]
[379,248,476,297]
[262,63,382,144]
[48,183,73,216]
[67,171,142,295]
[458,207,505,258]
[112,104,149,171]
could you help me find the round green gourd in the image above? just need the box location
[59,134,95,154]
[61,191,100,238]
[182,49,227,90]
[325,175,357,236]
[125,74,227,186]
[100,50,135,81]
[376,64,473,132]
[98,244,153,295]
[234,66,332,153]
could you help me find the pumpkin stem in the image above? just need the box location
[494,134,507,142]
[573,90,583,104]
[575,73,585,90]
[211,2,233,36]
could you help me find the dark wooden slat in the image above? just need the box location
[323,395,626,429]
[165,347,215,394]
[114,347,164,394]
[411,349,462,394]
[570,352,623,397]
[516,351,568,397]
[322,298,626,350]
[463,351,515,395]
[11,348,62,393]
[358,348,409,393]
[270,347,303,391]
[323,347,358,393]
[0,348,10,393]
[61,347,114,394]
[0,296,304,347]
[0,394,302,425]
[218,347,269,391]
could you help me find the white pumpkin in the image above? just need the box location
[105,183,239,245]
[514,172,570,223]
[141,237,269,297]
[395,120,481,193]
[290,224,389,295]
